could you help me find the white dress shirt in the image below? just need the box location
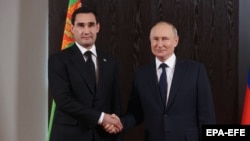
[155,53,176,105]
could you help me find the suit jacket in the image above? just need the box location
[122,58,216,141]
[48,44,121,141]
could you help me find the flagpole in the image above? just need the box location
[46,100,56,141]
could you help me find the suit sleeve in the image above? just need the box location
[111,61,123,141]
[197,64,216,127]
[121,72,144,133]
[111,61,122,116]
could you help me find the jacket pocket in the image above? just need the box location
[54,115,78,125]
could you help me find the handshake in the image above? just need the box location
[102,113,123,134]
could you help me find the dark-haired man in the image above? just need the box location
[49,7,122,141]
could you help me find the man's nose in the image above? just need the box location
[157,40,163,47]
[82,26,90,34]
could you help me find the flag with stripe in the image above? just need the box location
[241,66,250,124]
[47,0,81,141]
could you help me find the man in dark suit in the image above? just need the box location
[105,21,216,141]
[48,7,123,141]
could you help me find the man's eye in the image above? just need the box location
[77,23,84,27]
[88,23,95,27]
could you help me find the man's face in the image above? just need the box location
[150,23,179,62]
[71,13,100,49]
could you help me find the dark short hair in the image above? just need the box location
[71,6,99,25]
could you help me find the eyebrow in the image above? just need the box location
[76,21,96,24]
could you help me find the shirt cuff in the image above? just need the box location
[98,112,104,124]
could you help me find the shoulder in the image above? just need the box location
[97,49,118,64]
[176,58,208,75]
[49,45,78,59]
[134,62,155,76]
[177,58,205,68]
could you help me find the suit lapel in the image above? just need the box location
[69,45,96,95]
[166,59,187,111]
[146,61,166,110]
[94,49,107,97]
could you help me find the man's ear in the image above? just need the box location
[96,23,100,33]
[70,24,74,32]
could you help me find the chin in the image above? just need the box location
[82,43,92,47]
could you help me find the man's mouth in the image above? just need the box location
[82,37,91,39]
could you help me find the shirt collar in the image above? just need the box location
[155,53,176,69]
[75,42,97,57]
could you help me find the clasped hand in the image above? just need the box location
[102,113,123,134]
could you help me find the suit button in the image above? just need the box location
[164,114,168,117]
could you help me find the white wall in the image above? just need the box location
[0,0,48,141]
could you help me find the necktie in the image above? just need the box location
[159,63,168,106]
[84,51,96,91]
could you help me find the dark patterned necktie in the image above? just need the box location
[159,63,168,105]
[84,51,96,91]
